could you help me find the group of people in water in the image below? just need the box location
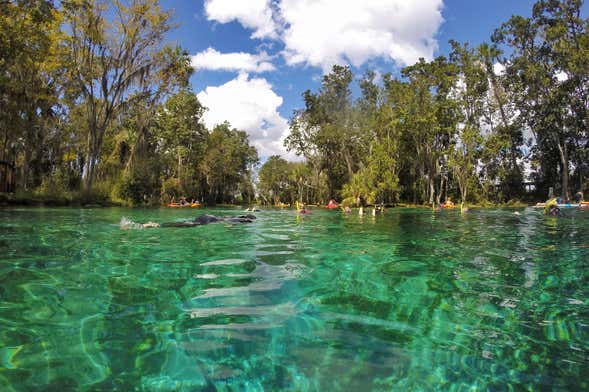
[295,200,385,216]
[121,191,586,229]
[543,192,586,216]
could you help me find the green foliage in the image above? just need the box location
[200,122,259,204]
[493,0,588,201]
[118,172,158,206]
[258,156,293,204]
[342,168,376,207]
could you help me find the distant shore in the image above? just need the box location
[0,193,532,209]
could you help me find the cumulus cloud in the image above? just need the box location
[191,48,275,73]
[196,73,296,159]
[204,0,444,71]
[279,0,444,71]
[204,0,277,39]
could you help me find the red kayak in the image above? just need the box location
[326,199,339,209]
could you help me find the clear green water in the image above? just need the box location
[0,207,588,391]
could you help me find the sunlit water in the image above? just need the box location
[0,207,588,391]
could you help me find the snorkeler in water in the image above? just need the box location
[120,217,160,230]
[120,214,257,229]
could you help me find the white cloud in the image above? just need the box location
[555,71,568,82]
[204,0,444,71]
[493,62,506,76]
[279,0,444,71]
[196,73,297,159]
[191,48,275,73]
[204,0,277,39]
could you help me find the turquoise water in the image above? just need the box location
[0,207,587,391]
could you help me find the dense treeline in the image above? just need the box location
[1,0,587,207]
[0,0,258,205]
[259,0,588,208]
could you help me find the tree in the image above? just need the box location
[401,57,459,205]
[200,122,258,204]
[286,65,367,198]
[478,43,524,200]
[0,0,64,189]
[62,0,177,195]
[493,0,589,200]
[448,41,487,210]
[258,156,293,204]
[154,89,207,197]
[357,72,401,204]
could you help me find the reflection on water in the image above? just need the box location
[0,207,588,390]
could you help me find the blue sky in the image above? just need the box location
[159,0,587,160]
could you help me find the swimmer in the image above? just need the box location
[120,214,256,229]
[161,214,257,227]
[296,201,311,215]
[120,217,160,230]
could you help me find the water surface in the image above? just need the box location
[0,207,588,390]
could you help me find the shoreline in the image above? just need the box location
[0,195,532,209]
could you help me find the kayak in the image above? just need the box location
[326,200,339,209]
[167,202,201,208]
[534,203,585,209]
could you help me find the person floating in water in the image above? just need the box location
[442,198,455,209]
[544,198,561,216]
[296,201,311,215]
[120,214,256,229]
[120,217,160,230]
[372,203,385,215]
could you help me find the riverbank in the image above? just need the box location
[1,192,532,210]
[0,191,123,208]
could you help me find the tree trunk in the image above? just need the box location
[82,151,96,195]
[22,147,31,190]
[436,175,444,206]
[82,130,99,196]
[344,151,354,179]
[460,179,467,213]
[557,140,570,202]
[428,176,435,205]
[177,151,182,183]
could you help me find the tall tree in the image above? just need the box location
[401,57,459,205]
[478,43,524,200]
[62,0,176,195]
[448,41,487,210]
[285,65,366,199]
[258,155,294,204]
[200,122,258,204]
[493,0,589,200]
[0,0,63,189]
